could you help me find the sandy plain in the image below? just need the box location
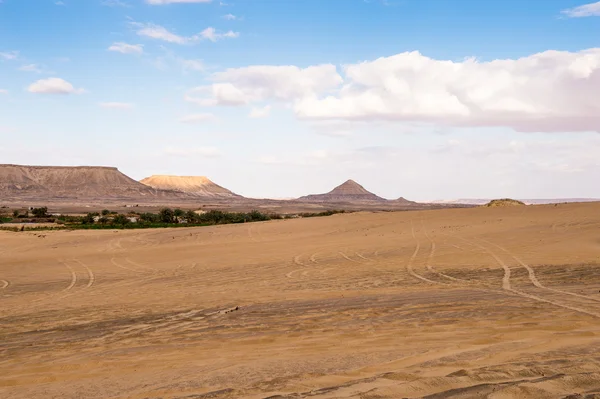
[2,202,600,399]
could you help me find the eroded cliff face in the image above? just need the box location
[0,164,184,200]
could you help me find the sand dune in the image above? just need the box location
[2,202,600,398]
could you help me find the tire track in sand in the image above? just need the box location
[355,252,371,261]
[72,259,95,289]
[407,220,447,285]
[110,257,144,273]
[479,238,600,304]
[421,221,470,284]
[62,261,77,291]
[452,234,600,318]
[286,254,309,278]
[0,280,9,289]
[338,251,361,263]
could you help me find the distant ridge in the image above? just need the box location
[0,164,186,200]
[298,179,386,202]
[140,175,241,198]
[430,198,600,205]
[392,196,418,206]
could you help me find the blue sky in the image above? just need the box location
[1,0,599,200]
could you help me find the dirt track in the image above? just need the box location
[2,202,600,398]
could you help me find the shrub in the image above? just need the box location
[174,208,184,217]
[32,207,48,218]
[159,208,175,223]
[81,213,95,225]
[112,214,130,226]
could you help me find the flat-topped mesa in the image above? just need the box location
[0,164,185,200]
[298,179,386,202]
[139,175,241,198]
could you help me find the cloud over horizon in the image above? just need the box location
[190,49,600,133]
[27,78,84,94]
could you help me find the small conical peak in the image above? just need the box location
[329,179,372,195]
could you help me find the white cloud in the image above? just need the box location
[98,102,134,109]
[133,23,238,44]
[55,1,66,5]
[180,58,204,72]
[179,113,216,123]
[0,51,19,60]
[223,13,237,20]
[101,0,130,6]
[147,0,212,4]
[199,27,239,42]
[562,1,600,17]
[294,49,600,132]
[0,89,8,94]
[165,146,221,158]
[193,49,600,133]
[186,64,342,106]
[19,64,43,73]
[27,78,84,95]
[135,23,188,44]
[108,42,144,54]
[249,105,271,118]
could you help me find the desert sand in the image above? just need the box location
[2,202,600,398]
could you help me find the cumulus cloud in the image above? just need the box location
[249,105,271,118]
[0,51,19,60]
[179,113,216,123]
[133,23,238,44]
[191,49,600,133]
[27,78,84,94]
[164,146,221,158]
[98,102,134,109]
[186,64,342,106]
[562,1,600,17]
[147,0,212,4]
[108,42,143,54]
[222,13,237,20]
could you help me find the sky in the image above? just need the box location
[0,0,599,201]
